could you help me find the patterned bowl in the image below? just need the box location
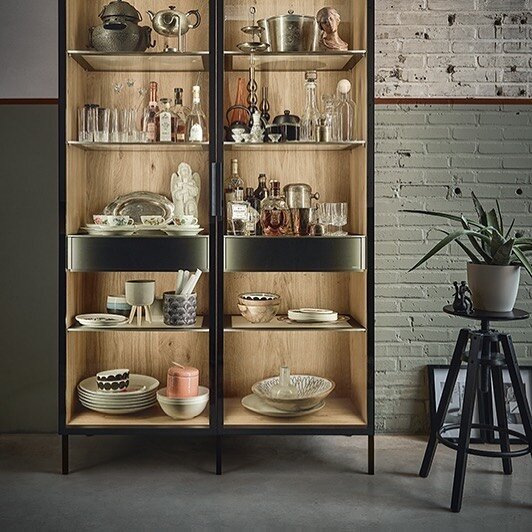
[252,374,335,412]
[237,292,280,323]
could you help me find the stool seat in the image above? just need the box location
[419,308,532,513]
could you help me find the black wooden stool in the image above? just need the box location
[419,306,532,512]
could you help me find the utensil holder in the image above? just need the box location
[163,292,197,326]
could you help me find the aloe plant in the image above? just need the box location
[402,193,532,276]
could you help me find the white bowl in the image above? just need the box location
[157,388,209,419]
[157,386,209,404]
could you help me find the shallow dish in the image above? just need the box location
[78,401,156,415]
[252,374,335,412]
[287,309,338,322]
[103,191,174,224]
[164,226,204,236]
[237,293,280,323]
[241,394,325,418]
[77,391,156,407]
[75,314,128,327]
[157,387,209,419]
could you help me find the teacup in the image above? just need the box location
[173,215,198,227]
[141,215,166,226]
[93,214,134,226]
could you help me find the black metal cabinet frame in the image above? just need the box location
[58,0,375,475]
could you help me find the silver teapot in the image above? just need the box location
[89,0,155,52]
[147,6,201,37]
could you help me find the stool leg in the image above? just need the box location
[491,364,513,474]
[500,334,532,450]
[450,333,483,513]
[420,328,469,478]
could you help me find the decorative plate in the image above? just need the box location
[103,192,174,224]
[241,394,325,418]
[287,309,339,322]
[75,314,128,327]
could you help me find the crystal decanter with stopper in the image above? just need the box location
[260,180,291,236]
[301,70,320,142]
[335,79,356,141]
[269,367,298,399]
[186,85,208,142]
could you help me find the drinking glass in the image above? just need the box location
[78,106,96,142]
[111,108,129,142]
[317,203,332,234]
[331,202,348,235]
[94,108,110,142]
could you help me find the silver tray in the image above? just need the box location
[103,192,174,224]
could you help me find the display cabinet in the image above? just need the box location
[59,0,374,474]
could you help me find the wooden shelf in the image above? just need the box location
[68,405,209,427]
[68,141,209,152]
[68,51,209,72]
[68,316,208,332]
[224,398,366,426]
[225,315,365,332]
[225,51,366,72]
[224,141,365,151]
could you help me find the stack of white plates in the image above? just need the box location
[287,308,338,322]
[82,224,135,236]
[77,374,159,414]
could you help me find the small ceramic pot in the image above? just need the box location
[167,365,199,398]
[106,295,132,317]
[163,292,197,326]
[467,263,521,312]
[125,280,155,306]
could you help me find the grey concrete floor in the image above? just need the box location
[0,435,530,530]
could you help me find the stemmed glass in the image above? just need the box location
[331,202,348,235]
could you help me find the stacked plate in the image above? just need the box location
[287,308,338,323]
[77,374,159,414]
[164,225,204,236]
[82,224,135,236]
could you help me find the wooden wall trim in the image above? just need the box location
[0,99,59,105]
[375,97,532,105]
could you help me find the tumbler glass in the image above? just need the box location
[317,203,332,235]
[78,106,97,142]
[111,108,129,143]
[94,108,110,142]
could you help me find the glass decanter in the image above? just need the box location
[269,367,298,399]
[321,93,338,141]
[249,110,264,143]
[300,70,320,142]
[335,79,356,141]
[260,180,291,236]
[186,85,208,142]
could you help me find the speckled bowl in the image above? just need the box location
[237,293,281,323]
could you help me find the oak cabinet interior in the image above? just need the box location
[61,0,373,452]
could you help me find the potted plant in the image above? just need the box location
[403,193,531,312]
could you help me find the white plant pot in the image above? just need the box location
[467,263,520,312]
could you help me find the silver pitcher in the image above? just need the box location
[147,6,201,37]
[283,183,320,209]
[258,11,320,52]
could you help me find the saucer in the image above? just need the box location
[170,224,200,229]
[165,226,204,236]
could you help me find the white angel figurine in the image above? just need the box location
[171,162,201,219]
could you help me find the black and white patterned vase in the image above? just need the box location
[163,292,197,326]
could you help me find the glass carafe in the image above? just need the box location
[260,180,291,236]
[335,79,356,141]
[301,70,320,142]
[270,367,298,399]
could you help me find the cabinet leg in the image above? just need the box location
[420,328,469,478]
[368,435,374,475]
[61,434,69,475]
[450,333,483,513]
[216,435,222,475]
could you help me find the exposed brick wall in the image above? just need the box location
[375,0,532,97]
[375,104,532,433]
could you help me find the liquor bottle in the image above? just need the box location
[253,174,268,235]
[156,98,177,142]
[300,70,320,142]
[260,180,291,236]
[186,85,208,142]
[227,188,249,236]
[143,81,159,143]
[224,159,245,232]
[172,88,188,142]
[336,79,356,141]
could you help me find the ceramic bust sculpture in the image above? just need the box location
[316,7,348,51]
[171,162,201,219]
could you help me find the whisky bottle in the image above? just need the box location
[172,88,188,142]
[227,188,249,236]
[225,159,245,232]
[186,85,208,142]
[156,98,177,142]
[260,180,291,236]
[143,81,159,143]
